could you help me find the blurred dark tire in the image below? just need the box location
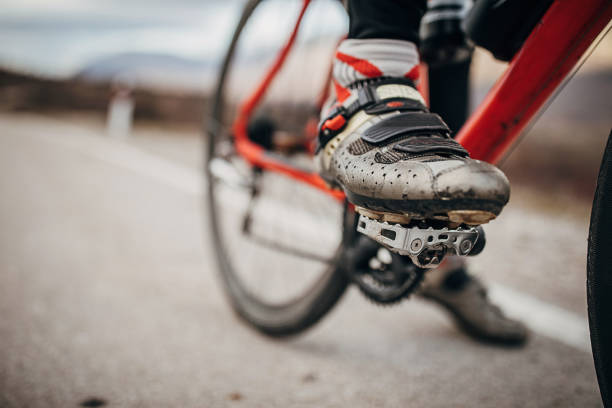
[587,129,612,407]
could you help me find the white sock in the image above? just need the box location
[332,38,420,102]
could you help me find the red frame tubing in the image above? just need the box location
[416,62,430,106]
[456,0,612,164]
[231,0,344,201]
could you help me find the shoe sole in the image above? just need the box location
[346,190,503,226]
[355,206,496,226]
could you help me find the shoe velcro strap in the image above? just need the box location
[364,98,426,115]
[317,79,427,152]
[393,136,469,157]
[361,112,450,145]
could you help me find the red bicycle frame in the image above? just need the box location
[232,0,612,200]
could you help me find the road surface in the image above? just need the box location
[0,113,602,407]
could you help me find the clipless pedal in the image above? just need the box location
[356,212,483,268]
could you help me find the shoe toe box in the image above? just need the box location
[335,152,509,206]
[432,159,510,204]
[334,151,435,200]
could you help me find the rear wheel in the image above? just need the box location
[587,130,612,406]
[205,0,351,336]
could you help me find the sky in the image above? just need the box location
[0,0,243,77]
[0,0,347,78]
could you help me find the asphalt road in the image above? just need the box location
[0,113,603,407]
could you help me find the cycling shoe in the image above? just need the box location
[316,78,509,226]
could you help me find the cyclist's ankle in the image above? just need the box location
[332,38,420,103]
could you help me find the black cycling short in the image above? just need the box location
[347,0,427,45]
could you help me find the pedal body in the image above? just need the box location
[356,214,480,268]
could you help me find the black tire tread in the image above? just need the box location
[587,129,612,406]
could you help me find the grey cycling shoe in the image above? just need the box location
[316,78,509,225]
[419,259,528,346]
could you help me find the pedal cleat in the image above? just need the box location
[356,214,481,268]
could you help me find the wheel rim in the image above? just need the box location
[205,0,349,312]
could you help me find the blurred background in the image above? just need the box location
[1,0,611,406]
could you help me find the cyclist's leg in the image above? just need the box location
[336,2,526,343]
[347,0,425,43]
[419,256,528,345]
[425,56,526,346]
[332,0,424,94]
[317,0,510,227]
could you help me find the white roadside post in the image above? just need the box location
[107,78,134,139]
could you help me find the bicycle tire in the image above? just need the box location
[587,129,612,406]
[204,0,350,337]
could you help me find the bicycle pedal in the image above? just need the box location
[356,214,480,268]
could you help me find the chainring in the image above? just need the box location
[346,235,425,305]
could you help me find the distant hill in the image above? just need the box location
[76,52,217,88]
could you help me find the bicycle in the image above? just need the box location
[204,0,612,404]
